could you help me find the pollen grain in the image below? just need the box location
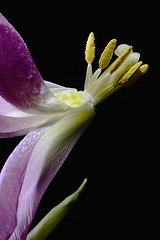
[118,61,143,85]
[120,64,149,87]
[85,32,95,64]
[99,39,117,69]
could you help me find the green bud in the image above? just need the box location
[27,179,87,240]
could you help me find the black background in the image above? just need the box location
[0,1,159,239]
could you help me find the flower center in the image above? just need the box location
[84,32,149,105]
[54,91,86,108]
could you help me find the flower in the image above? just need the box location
[0,13,148,240]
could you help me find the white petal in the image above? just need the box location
[44,80,77,93]
[128,52,140,64]
[0,96,66,138]
[0,113,63,138]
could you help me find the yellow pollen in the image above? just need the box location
[99,39,117,69]
[54,91,86,107]
[85,32,95,64]
[120,64,149,87]
[110,46,133,74]
[118,61,143,85]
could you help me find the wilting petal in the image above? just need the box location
[27,179,87,240]
[0,104,94,240]
[0,113,64,138]
[8,105,94,240]
[0,126,50,240]
[0,96,66,138]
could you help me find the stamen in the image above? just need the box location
[85,32,95,64]
[120,64,149,87]
[99,39,117,69]
[84,63,92,89]
[110,46,133,74]
[118,61,143,85]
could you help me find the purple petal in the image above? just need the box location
[0,106,94,240]
[0,126,49,240]
[0,13,51,112]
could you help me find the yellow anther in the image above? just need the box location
[110,46,133,74]
[99,39,117,69]
[85,32,95,64]
[120,64,149,87]
[139,64,149,75]
[118,61,143,85]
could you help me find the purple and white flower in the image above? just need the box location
[0,13,148,240]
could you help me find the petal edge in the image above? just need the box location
[0,13,50,112]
